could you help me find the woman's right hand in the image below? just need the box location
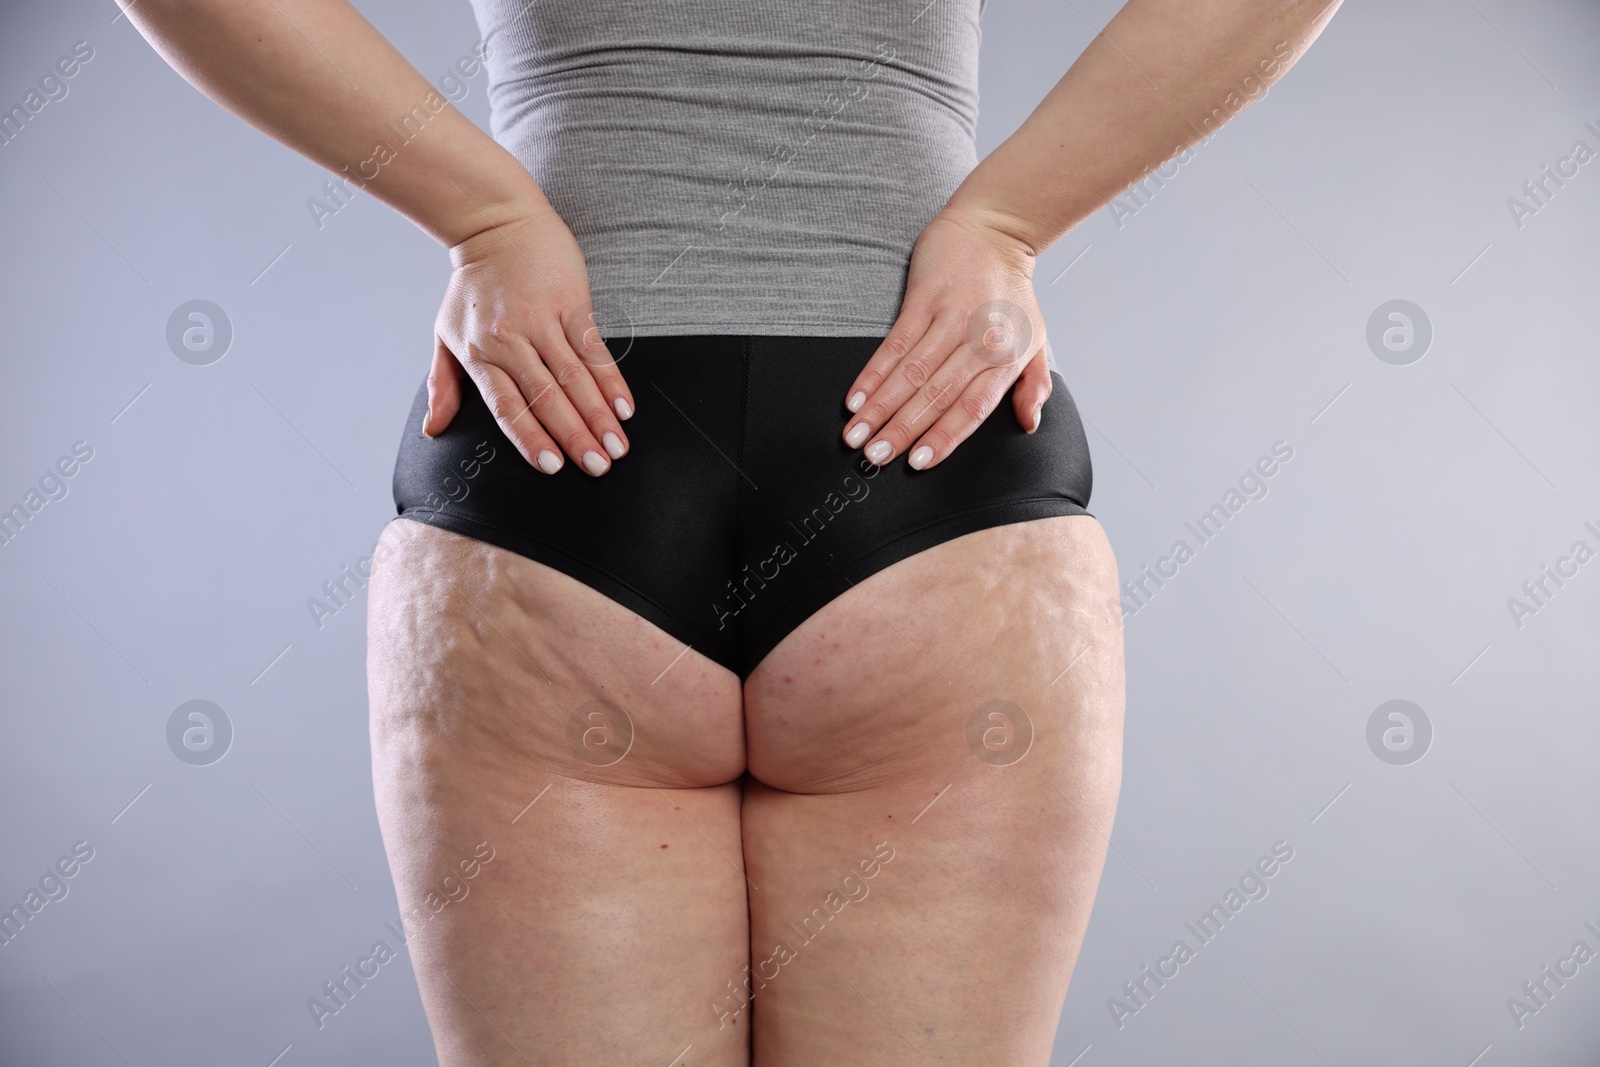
[424,209,636,476]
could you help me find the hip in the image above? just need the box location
[389,333,1094,675]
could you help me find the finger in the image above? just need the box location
[494,343,614,477]
[460,357,567,475]
[842,316,963,452]
[860,352,984,467]
[568,308,637,422]
[535,321,630,463]
[843,300,935,414]
[423,335,462,438]
[1012,343,1053,434]
[904,367,1014,472]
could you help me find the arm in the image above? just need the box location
[841,0,1343,471]
[947,0,1342,255]
[122,0,636,474]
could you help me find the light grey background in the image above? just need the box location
[3,0,1597,1064]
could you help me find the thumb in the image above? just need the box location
[1012,340,1053,434]
[423,335,463,438]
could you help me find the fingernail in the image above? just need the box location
[582,450,608,476]
[422,405,435,438]
[602,431,625,459]
[845,422,871,448]
[866,440,892,464]
[537,450,562,474]
[614,397,633,420]
[909,445,933,469]
[847,390,866,413]
[1029,402,1043,433]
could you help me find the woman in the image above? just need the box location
[127,0,1339,1062]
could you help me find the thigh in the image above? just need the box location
[365,518,749,1066]
[739,515,1125,1065]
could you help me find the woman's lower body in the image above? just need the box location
[366,334,1126,1065]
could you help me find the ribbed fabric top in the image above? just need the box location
[466,0,984,335]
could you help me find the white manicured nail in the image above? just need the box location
[909,446,933,469]
[845,422,871,448]
[582,450,608,475]
[847,390,866,413]
[602,431,625,459]
[536,450,561,474]
[866,440,892,464]
[614,397,632,420]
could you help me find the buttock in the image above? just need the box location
[389,334,1093,681]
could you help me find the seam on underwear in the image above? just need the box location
[622,322,892,328]
[733,335,753,648]
[588,320,896,333]
[394,504,730,651]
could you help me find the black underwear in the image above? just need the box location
[390,334,1093,681]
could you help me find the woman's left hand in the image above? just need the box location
[841,208,1054,470]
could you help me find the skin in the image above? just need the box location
[123,0,1343,1061]
[366,513,1122,1065]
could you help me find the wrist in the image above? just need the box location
[435,157,558,255]
[930,202,1044,269]
[444,197,561,269]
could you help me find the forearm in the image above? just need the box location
[122,0,548,248]
[945,0,1342,255]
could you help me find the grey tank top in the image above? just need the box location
[466,0,985,336]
